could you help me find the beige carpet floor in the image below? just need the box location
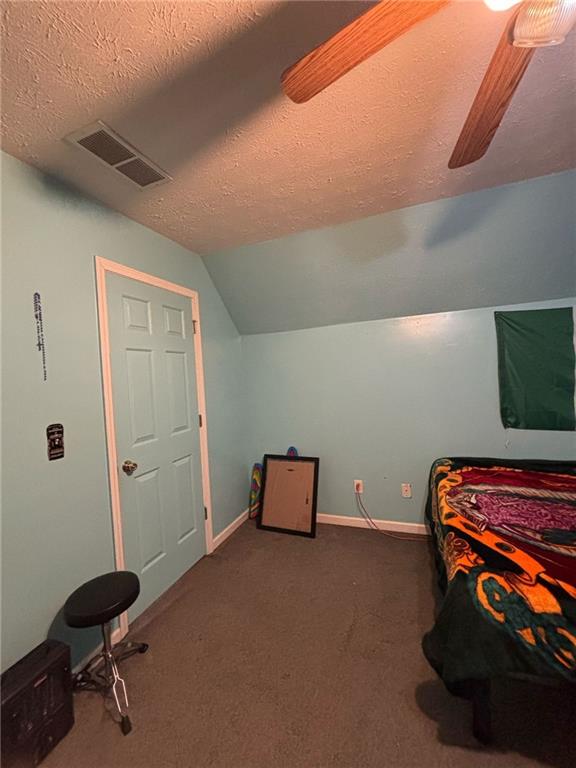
[43,522,575,768]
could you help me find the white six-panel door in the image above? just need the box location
[99,262,210,624]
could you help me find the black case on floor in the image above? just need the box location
[1,640,74,767]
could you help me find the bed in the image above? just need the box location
[422,457,576,742]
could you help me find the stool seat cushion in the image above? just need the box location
[64,571,140,628]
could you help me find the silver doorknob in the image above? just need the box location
[122,460,138,476]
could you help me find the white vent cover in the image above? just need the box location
[65,121,170,189]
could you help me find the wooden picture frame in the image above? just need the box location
[257,455,319,538]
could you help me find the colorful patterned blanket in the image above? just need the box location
[422,458,576,688]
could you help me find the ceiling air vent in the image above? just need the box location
[116,158,166,187]
[77,130,135,166]
[65,121,170,189]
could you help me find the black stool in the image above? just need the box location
[64,571,148,735]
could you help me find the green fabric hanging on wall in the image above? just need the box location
[495,307,576,431]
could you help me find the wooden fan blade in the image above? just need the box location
[448,14,535,169]
[282,0,450,104]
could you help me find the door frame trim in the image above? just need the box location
[95,256,215,637]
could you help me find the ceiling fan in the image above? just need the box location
[281,1,576,169]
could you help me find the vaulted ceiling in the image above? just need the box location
[1,1,575,255]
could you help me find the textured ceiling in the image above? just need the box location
[1,1,575,254]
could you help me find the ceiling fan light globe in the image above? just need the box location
[483,0,522,11]
[513,35,565,45]
[513,0,576,47]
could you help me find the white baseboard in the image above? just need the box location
[211,508,427,545]
[317,513,428,536]
[212,508,249,550]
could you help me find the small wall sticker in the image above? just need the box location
[47,424,64,461]
[33,292,47,381]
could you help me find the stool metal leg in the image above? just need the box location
[101,623,113,685]
[102,623,132,735]
[72,623,148,734]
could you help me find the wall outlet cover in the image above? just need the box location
[354,479,364,494]
[401,483,412,498]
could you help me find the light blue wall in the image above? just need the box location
[1,152,248,671]
[2,148,575,673]
[241,298,576,526]
[204,170,576,334]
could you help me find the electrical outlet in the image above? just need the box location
[354,479,364,494]
[401,483,412,499]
